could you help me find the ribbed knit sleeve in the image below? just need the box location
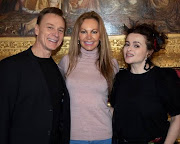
[58,55,69,79]
[112,58,119,75]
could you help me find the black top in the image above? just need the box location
[110,66,180,143]
[35,55,69,144]
[0,47,70,144]
[35,56,60,104]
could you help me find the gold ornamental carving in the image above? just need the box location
[0,34,180,68]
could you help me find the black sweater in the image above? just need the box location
[111,66,180,143]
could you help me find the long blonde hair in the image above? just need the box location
[67,11,115,94]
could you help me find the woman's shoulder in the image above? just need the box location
[118,68,128,72]
[154,67,179,86]
[155,66,179,79]
[61,54,69,62]
[57,55,69,76]
[58,55,69,66]
[111,58,119,74]
[111,58,118,63]
[115,68,129,78]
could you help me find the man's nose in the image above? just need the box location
[53,29,59,37]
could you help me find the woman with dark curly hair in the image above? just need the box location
[110,23,180,144]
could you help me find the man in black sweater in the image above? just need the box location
[0,7,70,144]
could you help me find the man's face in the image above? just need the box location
[35,13,65,53]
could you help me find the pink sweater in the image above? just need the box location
[58,47,119,140]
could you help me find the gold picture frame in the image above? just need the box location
[0,34,180,68]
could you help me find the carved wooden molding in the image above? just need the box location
[0,34,180,68]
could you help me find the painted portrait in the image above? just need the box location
[0,0,180,36]
[63,0,180,35]
[0,0,62,37]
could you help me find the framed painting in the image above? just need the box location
[0,0,180,36]
[63,0,180,35]
[0,0,62,37]
[0,0,179,68]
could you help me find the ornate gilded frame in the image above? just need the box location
[0,34,180,68]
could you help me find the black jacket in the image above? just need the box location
[0,47,70,144]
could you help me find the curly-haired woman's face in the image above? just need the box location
[123,33,150,67]
[78,18,100,51]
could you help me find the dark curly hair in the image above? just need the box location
[124,23,168,52]
[123,23,168,70]
[37,7,65,25]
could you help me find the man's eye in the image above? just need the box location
[48,27,53,29]
[59,29,64,33]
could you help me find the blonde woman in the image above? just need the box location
[58,11,119,144]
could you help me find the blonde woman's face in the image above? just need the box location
[78,18,100,51]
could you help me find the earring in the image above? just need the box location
[144,58,151,71]
[97,40,101,47]
[78,40,80,45]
